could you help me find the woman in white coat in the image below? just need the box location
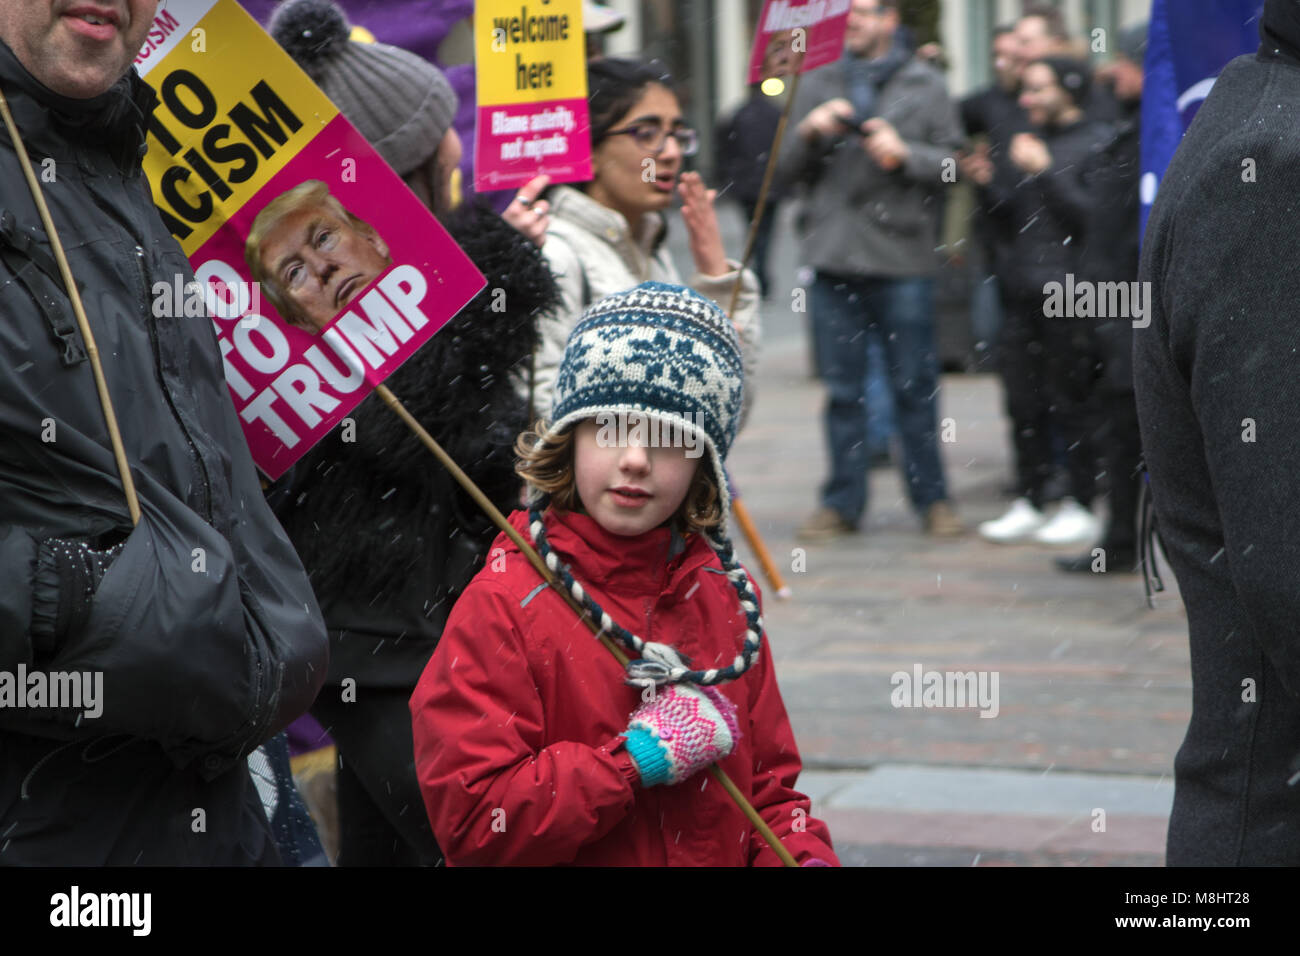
[523,58,761,423]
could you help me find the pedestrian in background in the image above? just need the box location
[781,0,965,542]
[976,58,1111,548]
[1056,23,1147,576]
[960,24,1027,363]
[715,83,785,299]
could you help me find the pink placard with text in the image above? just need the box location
[474,98,593,191]
[748,0,852,84]
[194,115,486,479]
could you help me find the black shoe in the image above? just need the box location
[1055,547,1139,574]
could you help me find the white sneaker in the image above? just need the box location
[978,498,1046,543]
[1032,498,1101,546]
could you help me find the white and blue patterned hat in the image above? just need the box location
[547,281,744,521]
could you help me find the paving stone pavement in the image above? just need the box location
[680,203,1192,866]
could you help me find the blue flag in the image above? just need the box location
[1141,0,1264,235]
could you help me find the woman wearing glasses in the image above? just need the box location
[527,58,761,421]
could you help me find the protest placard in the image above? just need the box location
[747,0,852,83]
[135,0,486,480]
[473,0,592,191]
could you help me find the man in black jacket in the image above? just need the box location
[1055,24,1146,575]
[960,25,1029,359]
[0,0,328,864]
[1136,0,1300,865]
[715,85,784,299]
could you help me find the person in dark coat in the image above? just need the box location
[976,58,1111,548]
[0,0,328,864]
[269,0,557,865]
[715,84,784,298]
[1055,24,1146,575]
[959,24,1029,360]
[1135,0,1300,865]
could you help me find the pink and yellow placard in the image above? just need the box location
[474,0,592,191]
[137,0,486,479]
[747,0,852,83]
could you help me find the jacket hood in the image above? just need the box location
[0,37,156,169]
[1263,0,1300,64]
[500,507,719,599]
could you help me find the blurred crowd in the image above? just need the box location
[715,1,1147,583]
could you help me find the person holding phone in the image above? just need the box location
[779,0,965,542]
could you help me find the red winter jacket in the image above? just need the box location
[410,508,839,866]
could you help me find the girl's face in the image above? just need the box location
[586,83,685,225]
[572,418,698,537]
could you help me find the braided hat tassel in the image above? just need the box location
[528,506,764,688]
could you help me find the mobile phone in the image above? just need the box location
[834,112,869,136]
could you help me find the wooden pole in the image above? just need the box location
[0,87,140,526]
[374,384,800,867]
[732,496,792,600]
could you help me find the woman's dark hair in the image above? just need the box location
[587,57,678,148]
[1033,56,1092,108]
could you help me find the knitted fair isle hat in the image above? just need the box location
[546,280,745,525]
[531,282,763,689]
[270,0,459,178]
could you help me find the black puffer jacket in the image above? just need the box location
[0,42,327,863]
[274,202,556,687]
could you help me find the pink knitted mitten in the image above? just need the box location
[623,684,741,786]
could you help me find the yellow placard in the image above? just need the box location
[475,0,586,104]
[142,0,338,257]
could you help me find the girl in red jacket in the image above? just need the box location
[410,282,838,866]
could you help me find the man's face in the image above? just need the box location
[1015,15,1060,65]
[992,32,1020,90]
[0,1,159,99]
[258,201,392,334]
[845,0,896,57]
